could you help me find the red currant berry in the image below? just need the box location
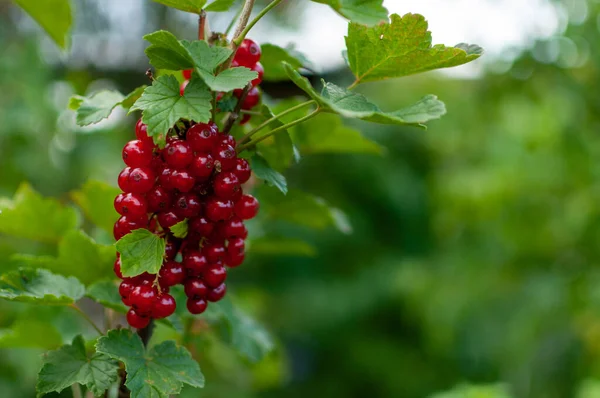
[207,283,227,302]
[118,167,132,192]
[157,211,185,230]
[205,197,234,222]
[216,217,247,239]
[226,250,245,267]
[173,193,202,218]
[212,144,237,171]
[203,264,227,288]
[152,293,176,319]
[129,285,157,315]
[187,122,218,152]
[164,238,181,260]
[189,216,215,238]
[194,182,212,197]
[234,158,251,184]
[228,237,245,256]
[147,185,173,212]
[184,277,208,298]
[170,170,196,192]
[159,261,186,287]
[119,279,136,304]
[234,194,259,220]
[189,153,215,180]
[235,38,261,67]
[159,167,174,191]
[127,308,150,329]
[114,193,148,218]
[203,243,226,263]
[114,256,124,279]
[122,140,153,167]
[213,171,240,200]
[180,80,189,96]
[186,297,207,314]
[182,69,192,80]
[240,114,252,125]
[164,140,193,169]
[240,87,260,110]
[251,62,264,86]
[183,250,209,275]
[113,215,146,240]
[128,167,156,194]
[218,133,236,147]
[135,119,149,140]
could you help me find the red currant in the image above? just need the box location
[240,114,252,125]
[207,283,227,302]
[128,167,156,194]
[226,250,245,268]
[216,217,247,239]
[122,140,153,167]
[228,237,245,256]
[164,238,181,260]
[251,62,264,86]
[180,80,189,96]
[164,140,193,169]
[114,257,124,279]
[127,308,151,329]
[113,215,146,240]
[234,158,251,183]
[173,193,202,218]
[170,170,196,192]
[212,144,237,171]
[218,133,236,147]
[240,87,260,110]
[213,171,240,200]
[204,243,226,263]
[158,167,175,191]
[234,194,259,220]
[187,122,218,152]
[119,279,136,304]
[235,38,261,67]
[159,261,186,287]
[205,197,234,222]
[129,285,157,315]
[157,211,185,230]
[189,153,215,180]
[189,216,215,238]
[152,293,176,319]
[186,297,207,314]
[114,193,148,219]
[146,185,173,212]
[203,264,227,288]
[183,250,209,275]
[184,277,208,299]
[118,167,132,192]
[182,69,192,80]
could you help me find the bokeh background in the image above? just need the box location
[2,0,600,397]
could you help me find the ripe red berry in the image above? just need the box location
[164,140,193,169]
[203,264,227,288]
[228,237,245,256]
[152,293,176,319]
[170,170,196,192]
[240,87,260,110]
[182,69,192,80]
[146,185,173,212]
[164,238,181,260]
[186,297,207,314]
[184,277,208,298]
[128,167,156,194]
[234,194,259,220]
[226,250,245,268]
[180,80,189,96]
[203,243,226,263]
[127,308,150,329]
[129,285,157,315]
[113,215,146,240]
[218,134,236,147]
[159,261,186,287]
[251,62,264,86]
[114,257,124,279]
[217,217,247,239]
[122,140,153,167]
[118,167,133,192]
[189,153,215,180]
[189,216,214,238]
[183,250,209,275]
[119,279,136,304]
[157,211,185,230]
[212,144,237,172]
[234,158,251,183]
[235,38,261,67]
[187,122,218,152]
[159,167,175,191]
[207,283,227,302]
[135,119,149,140]
[240,114,252,125]
[213,171,240,200]
[205,197,234,222]
[173,193,202,218]
[114,193,148,219]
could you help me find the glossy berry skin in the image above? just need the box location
[228,237,245,256]
[218,134,236,147]
[240,114,252,125]
[128,167,156,194]
[180,80,189,96]
[173,193,202,218]
[182,69,193,80]
[217,218,247,239]
[119,279,136,304]
[122,140,153,167]
[205,197,234,222]
[212,144,237,171]
[203,264,227,288]
[129,285,157,315]
[235,38,261,67]
[152,293,176,319]
[118,167,132,192]
[164,238,181,260]
[251,62,264,86]
[164,140,193,169]
[114,257,124,279]
[183,250,209,275]
[204,243,226,263]
[234,194,259,220]
[213,171,240,200]
[234,159,251,183]
[146,185,172,212]
[170,170,196,192]
[114,193,148,219]
[184,278,208,299]
[226,250,245,268]
[157,211,185,230]
[113,215,146,240]
[127,308,150,329]
[189,153,214,180]
[207,283,227,302]
[159,261,186,287]
[189,216,214,238]
[187,122,218,152]
[240,87,260,110]
[186,297,207,314]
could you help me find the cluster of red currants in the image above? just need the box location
[113,117,259,329]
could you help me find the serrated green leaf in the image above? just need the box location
[152,0,207,13]
[205,0,236,12]
[200,67,257,91]
[346,13,482,85]
[0,268,85,305]
[0,318,62,349]
[11,230,115,286]
[0,183,78,243]
[251,155,287,195]
[14,0,72,49]
[86,281,128,313]
[37,335,119,397]
[122,85,148,109]
[260,44,305,81]
[171,219,188,239]
[71,180,121,235]
[249,237,317,257]
[131,75,212,138]
[69,86,147,126]
[252,104,294,171]
[144,31,195,70]
[116,229,166,278]
[311,0,387,26]
[181,40,232,72]
[96,329,204,398]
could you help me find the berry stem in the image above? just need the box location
[237,108,322,152]
[225,4,244,36]
[240,110,263,116]
[347,80,359,90]
[219,0,256,72]
[198,10,207,41]
[233,0,284,46]
[236,99,317,147]
[223,83,252,134]
[70,304,103,335]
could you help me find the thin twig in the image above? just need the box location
[198,10,207,40]
[218,0,256,73]
[70,304,103,335]
[223,83,252,133]
[225,4,244,37]
[71,384,82,398]
[234,0,284,46]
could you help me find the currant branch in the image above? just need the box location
[234,0,285,46]
[219,0,256,72]
[223,83,252,134]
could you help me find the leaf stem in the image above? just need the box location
[198,10,207,40]
[236,100,316,147]
[237,108,322,152]
[70,304,103,335]
[347,80,359,90]
[233,0,284,46]
[223,83,252,133]
[219,0,256,72]
[225,4,244,36]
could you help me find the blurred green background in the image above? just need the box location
[2,0,600,397]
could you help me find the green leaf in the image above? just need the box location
[0,268,85,305]
[86,281,128,313]
[290,113,382,155]
[171,219,189,239]
[182,40,232,72]
[283,64,446,127]
[200,67,257,92]
[345,13,482,85]
[260,44,306,81]
[71,180,121,235]
[311,0,387,26]
[205,0,236,12]
[251,155,287,195]
[144,31,195,70]
[14,0,72,49]
[122,85,148,109]
[115,229,166,278]
[11,230,115,286]
[152,0,207,13]
[0,318,62,349]
[96,329,204,398]
[249,237,317,257]
[253,104,294,171]
[37,335,119,397]
[69,86,147,126]
[131,75,212,138]
[0,183,78,243]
